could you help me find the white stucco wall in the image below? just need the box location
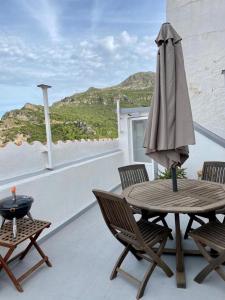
[119,111,225,180]
[0,150,124,235]
[167,0,225,138]
[0,139,119,181]
[184,131,225,178]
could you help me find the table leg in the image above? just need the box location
[175,213,186,288]
[20,230,52,267]
[19,230,42,260]
[31,239,52,267]
[0,248,23,292]
[0,246,15,271]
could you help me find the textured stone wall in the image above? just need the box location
[167,0,225,138]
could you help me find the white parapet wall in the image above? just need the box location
[0,139,124,236]
[0,149,124,235]
[0,139,119,182]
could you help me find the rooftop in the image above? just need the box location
[1,104,225,299]
[1,200,224,300]
[0,0,225,299]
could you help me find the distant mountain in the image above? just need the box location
[55,71,155,106]
[0,71,155,146]
[117,71,155,89]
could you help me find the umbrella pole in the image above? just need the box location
[171,166,178,192]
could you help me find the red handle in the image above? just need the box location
[10,186,16,194]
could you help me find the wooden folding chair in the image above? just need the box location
[189,222,225,284]
[93,189,173,299]
[118,164,173,240]
[184,161,225,239]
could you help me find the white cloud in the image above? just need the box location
[134,35,157,60]
[99,36,119,52]
[0,30,157,100]
[80,40,90,47]
[120,31,138,45]
[113,53,122,61]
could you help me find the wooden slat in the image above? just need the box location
[0,219,51,247]
[17,258,46,283]
[122,179,225,214]
[202,161,225,184]
[117,268,141,285]
[118,164,149,190]
[190,222,225,251]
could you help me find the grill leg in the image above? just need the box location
[27,212,35,223]
[12,218,17,239]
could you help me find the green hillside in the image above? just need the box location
[0,71,154,146]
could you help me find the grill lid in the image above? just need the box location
[0,196,34,210]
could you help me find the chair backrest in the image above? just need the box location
[202,161,225,184]
[92,189,142,245]
[118,164,149,190]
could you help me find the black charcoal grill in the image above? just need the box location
[0,187,34,238]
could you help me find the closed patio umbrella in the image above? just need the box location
[144,22,195,191]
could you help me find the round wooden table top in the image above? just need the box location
[122,179,225,214]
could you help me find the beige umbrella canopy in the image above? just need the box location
[144,23,195,178]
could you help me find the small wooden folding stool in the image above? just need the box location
[189,221,225,283]
[0,218,52,292]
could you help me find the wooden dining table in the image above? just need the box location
[122,178,225,288]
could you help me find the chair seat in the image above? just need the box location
[190,222,225,251]
[138,220,171,245]
[117,219,171,248]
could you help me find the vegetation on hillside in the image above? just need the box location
[0,71,155,146]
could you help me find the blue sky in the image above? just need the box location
[0,0,165,115]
